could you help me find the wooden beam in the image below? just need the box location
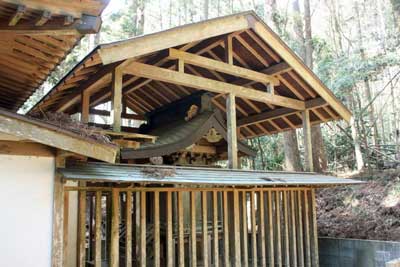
[169,48,279,85]
[77,183,86,267]
[227,93,238,169]
[89,108,145,120]
[225,36,233,64]
[302,109,313,172]
[0,140,54,157]
[124,62,305,110]
[112,67,123,132]
[81,90,90,123]
[0,14,102,35]
[9,5,26,26]
[35,10,51,26]
[110,189,120,267]
[98,13,251,64]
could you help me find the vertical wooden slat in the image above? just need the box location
[226,93,238,169]
[304,190,311,267]
[250,191,257,267]
[213,191,219,267]
[135,192,140,265]
[267,191,275,267]
[223,191,231,266]
[302,109,314,171]
[191,191,197,266]
[297,191,305,267]
[95,191,102,267]
[275,191,282,267]
[242,191,248,267]
[178,191,185,267]
[310,189,319,267]
[52,173,64,267]
[202,191,209,267]
[225,35,233,64]
[110,189,120,267]
[167,191,173,267]
[125,192,132,267]
[290,191,298,267]
[140,191,146,267]
[63,191,69,267]
[77,189,86,267]
[258,191,266,267]
[283,191,290,267]
[233,190,241,267]
[154,191,160,267]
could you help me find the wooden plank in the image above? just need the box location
[169,48,279,85]
[124,62,306,110]
[178,191,185,267]
[212,191,219,267]
[310,189,319,267]
[191,191,197,266]
[283,191,290,267]
[250,191,257,267]
[140,191,146,267]
[95,191,102,267]
[126,191,132,267]
[275,191,282,267]
[258,192,266,267]
[242,191,249,267]
[0,140,54,157]
[302,109,314,172]
[267,191,275,267]
[202,191,209,267]
[290,191,298,266]
[112,67,123,132]
[52,172,64,267]
[225,35,233,64]
[62,190,69,267]
[154,191,160,267]
[110,189,120,267]
[297,191,305,266]
[223,191,231,266]
[167,191,173,267]
[226,93,238,169]
[8,5,25,26]
[304,190,311,267]
[77,187,86,267]
[233,190,241,266]
[81,90,90,123]
[35,10,52,26]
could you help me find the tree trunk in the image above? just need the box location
[282,131,303,171]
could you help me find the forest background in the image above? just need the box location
[22,0,400,174]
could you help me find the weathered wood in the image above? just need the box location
[283,191,290,267]
[0,140,54,157]
[77,185,86,267]
[52,171,64,267]
[35,10,52,26]
[140,191,146,267]
[166,192,173,267]
[191,191,197,266]
[225,35,233,64]
[126,191,132,267]
[95,191,102,267]
[302,109,314,172]
[242,191,249,267]
[178,191,185,267]
[110,189,120,267]
[290,191,298,266]
[303,190,311,267]
[232,190,241,266]
[226,93,238,169]
[212,191,219,267]
[81,90,90,123]
[124,62,306,110]
[223,191,231,266]
[267,191,275,267]
[250,191,257,267]
[154,191,160,267]
[9,5,26,26]
[202,191,209,267]
[169,48,279,85]
[134,192,141,266]
[62,190,69,267]
[112,67,123,132]
[310,189,319,267]
[258,192,266,267]
[275,191,282,267]
[297,191,305,266]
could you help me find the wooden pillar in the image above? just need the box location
[225,36,233,65]
[227,93,238,169]
[110,188,120,267]
[111,67,123,132]
[81,90,90,123]
[302,109,314,172]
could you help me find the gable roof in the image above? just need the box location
[29,11,351,139]
[121,111,256,159]
[0,0,109,111]
[0,108,118,163]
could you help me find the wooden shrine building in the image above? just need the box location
[0,6,361,267]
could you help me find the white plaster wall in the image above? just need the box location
[0,155,55,267]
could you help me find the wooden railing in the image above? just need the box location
[64,186,319,267]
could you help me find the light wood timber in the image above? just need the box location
[140,191,146,267]
[154,191,160,267]
[190,191,197,266]
[223,191,230,266]
[81,90,90,123]
[166,191,173,267]
[202,191,209,267]
[77,182,86,267]
[169,48,279,85]
[95,191,102,267]
[110,188,120,267]
[224,35,233,64]
[212,191,219,267]
[302,109,314,172]
[111,67,123,132]
[178,191,184,267]
[226,93,238,169]
[0,140,54,156]
[35,10,52,26]
[124,62,305,110]
[9,5,26,26]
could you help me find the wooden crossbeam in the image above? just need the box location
[124,62,305,110]
[9,5,26,26]
[35,10,51,26]
[89,108,145,120]
[169,48,279,85]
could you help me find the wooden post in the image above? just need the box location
[212,191,219,267]
[77,183,86,267]
[225,36,233,65]
[227,93,238,169]
[52,154,65,267]
[310,189,319,267]
[112,67,123,132]
[126,192,133,267]
[166,192,173,267]
[302,109,314,172]
[154,191,160,267]
[191,191,197,266]
[223,191,231,266]
[110,188,120,267]
[140,191,146,267]
[241,191,248,267]
[81,90,90,123]
[178,191,185,267]
[202,191,209,267]
[95,191,102,267]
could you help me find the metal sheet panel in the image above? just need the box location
[59,162,363,187]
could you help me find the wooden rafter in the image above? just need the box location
[8,4,25,26]
[35,10,51,26]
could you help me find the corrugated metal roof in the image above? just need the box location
[59,162,363,187]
